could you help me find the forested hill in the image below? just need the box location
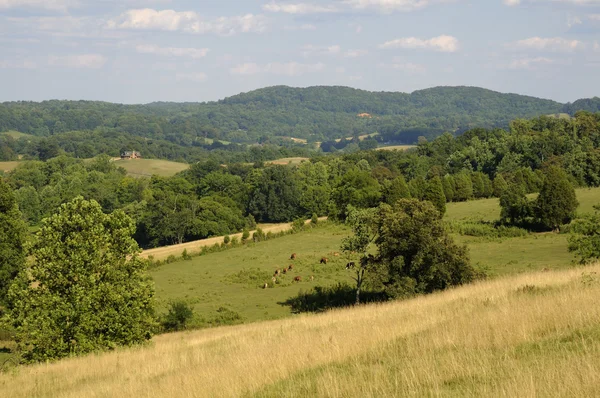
[0,86,594,147]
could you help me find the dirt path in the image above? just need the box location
[140,217,327,261]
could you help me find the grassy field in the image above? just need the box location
[0,161,20,173]
[150,223,354,322]
[0,131,34,140]
[2,264,599,397]
[113,158,190,177]
[376,145,417,151]
[266,157,309,166]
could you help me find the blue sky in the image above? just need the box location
[1,0,599,103]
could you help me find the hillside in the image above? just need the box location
[0,86,581,148]
[1,264,599,397]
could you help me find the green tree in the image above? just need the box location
[500,183,532,225]
[382,175,411,205]
[442,175,455,202]
[536,166,579,230]
[493,174,509,198]
[374,200,475,297]
[568,205,600,264]
[453,173,473,201]
[248,166,302,222]
[0,178,26,304]
[331,168,381,219]
[408,176,427,200]
[341,206,379,305]
[14,186,42,224]
[471,172,485,198]
[8,197,155,362]
[424,176,446,216]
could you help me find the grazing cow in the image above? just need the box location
[333,252,340,257]
[263,283,268,289]
[272,276,277,283]
[275,269,281,276]
[309,275,314,281]
[288,264,293,270]
[320,257,328,264]
[346,262,355,269]
[290,253,297,260]
[293,276,302,282]
[282,268,287,274]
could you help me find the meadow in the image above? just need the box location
[376,145,417,151]
[2,264,599,397]
[0,161,20,173]
[112,158,190,177]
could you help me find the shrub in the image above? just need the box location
[223,235,231,244]
[242,228,250,241]
[292,217,306,232]
[161,300,195,332]
[311,213,319,225]
[181,249,192,260]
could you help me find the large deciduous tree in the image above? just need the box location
[374,200,475,297]
[536,166,578,230]
[568,204,600,264]
[0,178,26,304]
[8,197,156,362]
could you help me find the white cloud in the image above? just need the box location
[48,54,106,68]
[380,58,426,73]
[505,0,600,5]
[344,49,369,57]
[0,0,76,11]
[302,44,342,56]
[508,57,557,70]
[504,0,521,5]
[175,72,208,82]
[285,24,317,31]
[107,9,267,36]
[379,35,459,52]
[266,62,325,76]
[263,2,339,14]
[230,63,263,75]
[344,0,450,13]
[594,41,600,51]
[136,45,209,59]
[0,59,37,69]
[513,37,585,52]
[229,62,325,76]
[589,14,600,21]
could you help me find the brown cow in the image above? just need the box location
[293,276,302,282]
[274,269,281,276]
[346,262,355,269]
[290,253,297,260]
[288,264,294,270]
[320,257,328,264]
[282,268,287,274]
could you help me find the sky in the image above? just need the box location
[1,0,599,104]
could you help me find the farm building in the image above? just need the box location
[121,151,141,159]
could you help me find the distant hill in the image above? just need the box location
[0,86,596,146]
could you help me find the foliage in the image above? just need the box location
[248,166,303,223]
[536,166,579,230]
[0,178,26,304]
[500,183,532,226]
[374,200,476,297]
[424,176,446,216]
[7,197,156,362]
[568,204,600,264]
[161,300,195,332]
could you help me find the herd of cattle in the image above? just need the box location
[262,252,356,289]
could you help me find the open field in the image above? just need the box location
[112,158,190,177]
[0,161,20,173]
[149,223,353,321]
[0,131,34,140]
[376,145,417,151]
[2,264,599,397]
[266,157,309,166]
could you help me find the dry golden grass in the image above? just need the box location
[266,157,309,166]
[376,145,417,151]
[0,161,20,172]
[2,265,600,397]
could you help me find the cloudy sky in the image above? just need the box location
[1,0,599,104]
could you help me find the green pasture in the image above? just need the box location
[113,158,190,177]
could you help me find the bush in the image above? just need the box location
[253,228,265,242]
[311,213,319,225]
[161,300,195,332]
[181,249,192,260]
[292,217,305,232]
[223,235,231,244]
[241,228,250,241]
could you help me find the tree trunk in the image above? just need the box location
[355,268,364,305]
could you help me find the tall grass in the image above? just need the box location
[1,265,599,397]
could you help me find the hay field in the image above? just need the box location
[376,145,416,151]
[112,158,190,177]
[0,161,20,173]
[266,157,309,166]
[2,264,599,397]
